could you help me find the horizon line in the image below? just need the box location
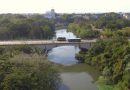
[0,11,130,15]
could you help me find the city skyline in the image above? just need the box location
[0,0,130,14]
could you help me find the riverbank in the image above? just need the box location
[75,37,130,90]
[58,64,118,90]
[55,63,100,90]
[57,63,100,80]
[96,76,115,90]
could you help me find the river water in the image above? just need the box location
[47,29,98,90]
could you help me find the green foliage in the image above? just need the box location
[77,37,130,89]
[101,27,130,39]
[75,49,88,63]
[116,27,130,37]
[0,14,55,40]
[0,46,61,90]
[101,29,114,38]
[96,76,114,90]
[67,23,100,39]
[15,45,42,54]
[116,70,130,90]
[94,13,130,30]
[0,45,42,58]
[67,13,130,39]
[0,60,60,90]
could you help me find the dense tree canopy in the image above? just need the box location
[67,23,100,39]
[0,46,61,90]
[76,36,130,90]
[94,13,130,30]
[0,14,55,40]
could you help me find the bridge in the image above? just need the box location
[0,39,97,50]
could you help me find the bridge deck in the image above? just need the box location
[0,40,96,46]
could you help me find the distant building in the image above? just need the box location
[44,9,56,19]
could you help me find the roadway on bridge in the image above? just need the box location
[0,39,97,46]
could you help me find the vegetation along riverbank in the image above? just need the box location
[76,36,130,90]
[0,45,61,90]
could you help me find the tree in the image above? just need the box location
[0,46,61,90]
[0,14,55,40]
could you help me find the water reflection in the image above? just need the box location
[48,46,80,65]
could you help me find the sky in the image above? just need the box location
[0,0,130,14]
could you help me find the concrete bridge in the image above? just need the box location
[0,39,96,50]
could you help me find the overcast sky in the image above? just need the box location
[0,0,129,13]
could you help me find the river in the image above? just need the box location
[47,29,99,90]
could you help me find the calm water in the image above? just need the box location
[47,29,98,90]
[48,46,79,65]
[59,72,97,90]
